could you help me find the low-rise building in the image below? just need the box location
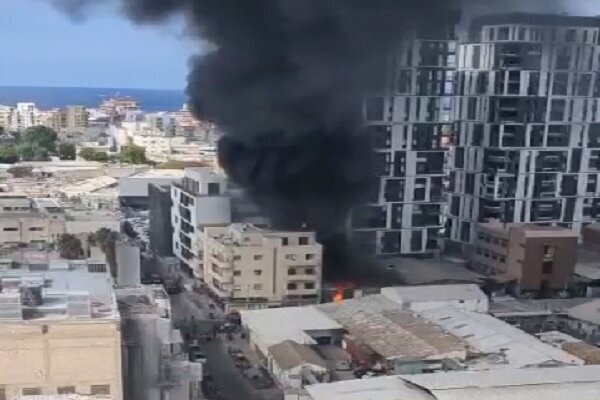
[0,259,123,399]
[119,169,184,208]
[203,223,322,310]
[471,220,578,294]
[306,366,600,400]
[380,284,489,313]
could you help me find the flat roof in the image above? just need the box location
[381,284,487,303]
[241,306,342,348]
[317,295,467,361]
[567,300,600,325]
[127,169,184,179]
[307,366,600,400]
[420,306,583,368]
[381,257,483,286]
[489,296,552,318]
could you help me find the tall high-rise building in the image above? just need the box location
[448,14,600,245]
[352,12,460,256]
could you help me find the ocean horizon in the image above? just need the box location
[0,85,187,112]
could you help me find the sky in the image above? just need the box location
[0,0,599,91]
[0,0,197,90]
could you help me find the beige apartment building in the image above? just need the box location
[64,105,89,132]
[202,224,323,311]
[471,220,578,294]
[0,260,122,399]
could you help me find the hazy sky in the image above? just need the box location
[1,0,600,90]
[0,0,197,90]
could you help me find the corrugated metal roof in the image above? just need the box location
[268,340,327,370]
[568,300,600,325]
[381,284,487,303]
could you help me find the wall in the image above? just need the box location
[149,184,173,257]
[116,243,141,286]
[0,320,122,399]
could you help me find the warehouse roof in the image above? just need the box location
[317,295,467,361]
[268,340,327,370]
[306,365,600,400]
[567,300,600,325]
[381,284,487,304]
[420,306,583,368]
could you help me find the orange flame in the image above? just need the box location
[333,291,344,304]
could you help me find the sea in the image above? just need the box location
[0,86,187,112]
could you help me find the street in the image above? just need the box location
[170,289,281,400]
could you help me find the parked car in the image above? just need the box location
[189,350,207,363]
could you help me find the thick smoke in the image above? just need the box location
[49,0,564,280]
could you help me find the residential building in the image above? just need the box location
[99,97,139,122]
[118,169,184,208]
[0,259,123,399]
[171,167,231,277]
[306,366,600,400]
[117,286,202,400]
[202,224,322,310]
[64,105,89,132]
[353,12,459,256]
[448,14,600,245]
[0,105,14,131]
[37,108,63,131]
[15,102,37,131]
[149,184,174,257]
[471,220,578,293]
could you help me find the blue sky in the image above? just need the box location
[0,0,197,90]
[1,0,599,90]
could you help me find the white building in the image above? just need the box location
[449,15,600,244]
[203,224,323,310]
[268,340,328,390]
[119,169,184,208]
[15,102,38,131]
[306,365,600,400]
[380,284,489,313]
[171,167,231,277]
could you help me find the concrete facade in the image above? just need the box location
[203,224,322,311]
[449,15,600,244]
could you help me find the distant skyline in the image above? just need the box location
[1,0,600,90]
[0,0,197,90]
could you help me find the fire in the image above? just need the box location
[333,291,344,304]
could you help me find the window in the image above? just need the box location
[543,245,556,258]
[281,237,289,246]
[234,285,241,291]
[29,227,44,231]
[207,182,220,195]
[304,282,315,290]
[91,385,110,395]
[252,284,262,290]
[233,255,241,261]
[22,388,42,396]
[233,270,241,276]
[2,227,17,232]
[299,237,309,245]
[253,255,263,261]
[58,386,75,394]
[285,254,297,261]
[305,268,315,275]
[305,254,315,261]
[253,270,262,276]
[288,268,297,275]
[542,260,554,274]
[287,283,297,290]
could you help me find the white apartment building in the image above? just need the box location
[449,14,600,244]
[354,12,459,256]
[171,168,231,278]
[15,102,38,131]
[0,105,14,131]
[202,224,322,311]
[130,135,187,162]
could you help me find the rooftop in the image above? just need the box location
[127,169,184,179]
[567,300,600,326]
[60,176,118,197]
[268,340,327,370]
[575,247,600,281]
[478,220,578,238]
[307,365,600,400]
[241,306,342,348]
[419,306,583,369]
[317,295,467,361]
[381,284,487,304]
[380,257,483,285]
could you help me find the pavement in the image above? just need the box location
[169,283,283,400]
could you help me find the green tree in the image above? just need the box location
[0,145,19,164]
[57,234,84,260]
[17,126,58,161]
[58,143,76,160]
[119,144,147,164]
[79,148,109,162]
[90,228,119,278]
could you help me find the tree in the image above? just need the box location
[57,234,84,260]
[79,148,109,162]
[17,126,58,161]
[90,228,119,278]
[0,145,19,164]
[58,143,76,160]
[119,144,148,164]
